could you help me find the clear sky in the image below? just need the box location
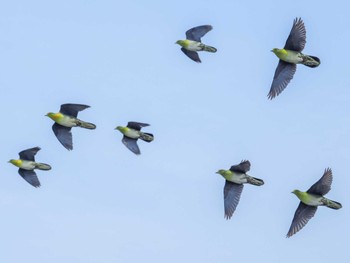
[0,0,349,262]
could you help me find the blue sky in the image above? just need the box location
[0,0,349,262]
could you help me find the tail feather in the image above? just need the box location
[35,163,52,170]
[247,176,264,186]
[140,132,154,142]
[322,198,342,209]
[303,55,320,68]
[79,121,96,129]
[203,45,217,53]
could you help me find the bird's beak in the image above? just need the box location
[270,50,274,52]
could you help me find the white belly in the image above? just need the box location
[20,160,36,170]
[186,41,202,51]
[57,115,78,128]
[225,173,247,184]
[125,129,141,139]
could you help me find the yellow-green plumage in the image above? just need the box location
[287,168,342,238]
[46,104,96,150]
[115,122,154,155]
[9,147,51,188]
[216,160,264,219]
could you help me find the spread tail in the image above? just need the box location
[140,132,154,142]
[322,198,342,209]
[303,55,320,68]
[35,163,52,170]
[78,120,96,129]
[203,45,217,53]
[247,176,264,186]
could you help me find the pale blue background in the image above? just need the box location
[0,0,349,262]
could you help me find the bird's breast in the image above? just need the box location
[224,172,247,184]
[184,40,202,51]
[124,129,141,139]
[19,160,36,170]
[277,49,303,64]
[55,115,78,127]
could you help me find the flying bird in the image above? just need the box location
[216,160,264,219]
[115,122,154,155]
[9,147,51,188]
[286,168,342,238]
[46,103,96,150]
[176,25,217,63]
[268,17,320,99]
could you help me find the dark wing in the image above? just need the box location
[52,123,73,150]
[307,168,333,196]
[19,147,41,161]
[60,103,90,117]
[18,169,40,188]
[181,48,201,63]
[230,160,251,173]
[127,122,150,131]
[268,60,297,99]
[284,17,306,52]
[223,181,244,219]
[185,25,213,42]
[122,136,140,155]
[286,202,317,238]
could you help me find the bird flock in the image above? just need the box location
[8,17,342,238]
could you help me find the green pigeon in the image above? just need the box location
[176,25,217,63]
[115,122,154,155]
[216,160,264,219]
[268,18,320,99]
[286,168,342,238]
[9,147,51,188]
[46,103,96,150]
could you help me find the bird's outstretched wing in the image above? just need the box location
[230,160,251,173]
[224,181,244,219]
[268,60,297,99]
[52,123,73,150]
[307,168,333,196]
[19,147,41,161]
[18,169,40,188]
[284,17,306,52]
[122,136,140,155]
[127,122,150,131]
[186,25,213,42]
[286,202,317,237]
[60,104,90,117]
[180,48,201,63]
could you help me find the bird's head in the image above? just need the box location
[216,169,226,176]
[45,112,62,121]
[175,40,185,47]
[45,112,55,118]
[271,48,279,54]
[8,159,21,166]
[291,189,302,196]
[115,126,128,133]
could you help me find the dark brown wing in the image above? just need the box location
[284,17,306,52]
[268,60,297,99]
[60,104,90,117]
[180,48,201,63]
[185,25,213,42]
[52,123,73,150]
[307,168,333,195]
[230,160,251,173]
[18,169,40,188]
[286,202,317,238]
[19,147,40,161]
[223,181,244,219]
[127,122,150,131]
